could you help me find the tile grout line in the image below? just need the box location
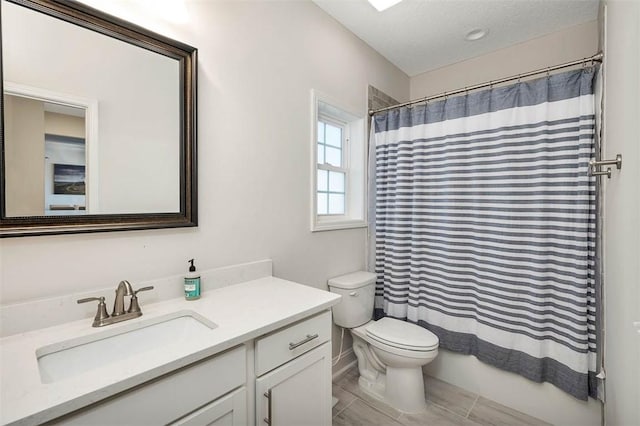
[354,393,403,421]
[332,396,357,419]
[427,398,477,423]
[465,394,480,419]
[335,374,404,421]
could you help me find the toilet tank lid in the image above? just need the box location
[328,271,377,289]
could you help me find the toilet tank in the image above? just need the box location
[328,271,377,328]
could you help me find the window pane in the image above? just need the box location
[317,193,328,215]
[317,122,325,143]
[317,170,328,191]
[325,146,342,167]
[328,171,344,192]
[317,144,325,164]
[325,124,342,148]
[328,194,345,215]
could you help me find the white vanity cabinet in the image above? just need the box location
[254,311,332,426]
[44,311,333,426]
[47,345,247,426]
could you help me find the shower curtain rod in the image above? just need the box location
[369,51,604,116]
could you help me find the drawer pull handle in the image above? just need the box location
[263,389,272,424]
[288,333,319,350]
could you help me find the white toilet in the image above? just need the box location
[329,271,439,413]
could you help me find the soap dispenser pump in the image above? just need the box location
[184,259,201,300]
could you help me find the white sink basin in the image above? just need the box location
[36,311,217,384]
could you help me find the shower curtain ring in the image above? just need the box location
[546,67,551,78]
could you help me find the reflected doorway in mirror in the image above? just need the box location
[3,82,98,217]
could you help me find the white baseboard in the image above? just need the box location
[332,348,357,381]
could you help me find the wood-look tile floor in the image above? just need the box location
[332,367,551,426]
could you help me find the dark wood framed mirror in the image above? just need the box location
[1,0,197,237]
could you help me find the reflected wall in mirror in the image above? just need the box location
[1,0,197,237]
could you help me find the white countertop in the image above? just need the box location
[0,276,341,425]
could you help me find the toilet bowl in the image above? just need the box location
[329,272,439,413]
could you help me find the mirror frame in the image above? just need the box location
[0,0,197,237]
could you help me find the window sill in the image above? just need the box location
[311,218,367,232]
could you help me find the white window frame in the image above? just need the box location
[311,89,367,232]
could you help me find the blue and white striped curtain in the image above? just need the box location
[370,68,599,400]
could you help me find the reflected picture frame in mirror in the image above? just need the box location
[0,0,197,237]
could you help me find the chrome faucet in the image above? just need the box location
[112,280,134,316]
[77,281,154,327]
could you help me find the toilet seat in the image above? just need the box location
[366,317,439,352]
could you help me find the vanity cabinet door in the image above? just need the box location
[171,387,247,426]
[255,342,331,426]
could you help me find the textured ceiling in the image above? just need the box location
[312,0,599,77]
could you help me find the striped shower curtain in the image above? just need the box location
[370,68,599,400]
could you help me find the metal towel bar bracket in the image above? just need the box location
[589,154,622,178]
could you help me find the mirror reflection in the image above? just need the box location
[2,0,182,218]
[4,94,87,216]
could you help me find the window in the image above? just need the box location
[316,119,346,215]
[311,90,366,231]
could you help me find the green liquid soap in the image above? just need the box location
[185,258,201,300]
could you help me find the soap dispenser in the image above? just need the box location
[184,259,201,300]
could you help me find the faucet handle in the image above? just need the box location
[77,296,110,327]
[134,286,154,295]
[128,286,154,314]
[77,296,104,304]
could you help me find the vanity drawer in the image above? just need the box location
[255,310,331,376]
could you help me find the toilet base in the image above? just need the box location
[357,367,427,413]
[385,366,428,412]
[350,327,433,413]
